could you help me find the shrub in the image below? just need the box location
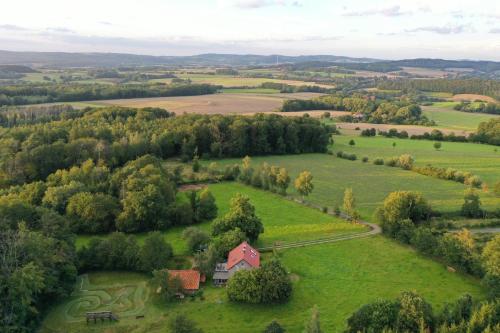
[373,158,384,165]
[362,156,369,163]
[398,154,414,170]
[385,157,399,167]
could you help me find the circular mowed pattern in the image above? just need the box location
[63,274,150,322]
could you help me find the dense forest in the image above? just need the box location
[0,107,331,187]
[0,83,219,106]
[377,79,500,100]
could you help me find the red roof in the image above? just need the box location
[226,241,260,270]
[168,270,201,290]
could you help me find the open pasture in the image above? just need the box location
[95,92,324,115]
[210,146,499,219]
[41,236,485,333]
[332,135,500,189]
[422,102,499,131]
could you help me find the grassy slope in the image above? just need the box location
[41,236,485,333]
[76,183,365,254]
[422,102,499,131]
[332,135,500,186]
[208,151,498,220]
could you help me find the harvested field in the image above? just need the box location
[452,94,498,103]
[96,92,324,115]
[336,122,472,136]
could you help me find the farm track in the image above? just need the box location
[258,206,381,251]
[258,221,380,251]
[449,227,500,234]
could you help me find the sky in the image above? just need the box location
[0,0,500,60]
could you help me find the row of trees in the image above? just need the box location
[377,78,500,100]
[377,190,499,298]
[0,109,331,187]
[346,291,499,332]
[454,101,500,115]
[0,83,218,106]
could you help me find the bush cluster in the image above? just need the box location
[336,151,357,161]
[413,165,482,187]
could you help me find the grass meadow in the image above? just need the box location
[44,183,486,333]
[207,140,499,220]
[422,102,499,131]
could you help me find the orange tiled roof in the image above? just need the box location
[169,270,201,290]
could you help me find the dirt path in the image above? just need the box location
[258,221,380,251]
[449,227,500,234]
[258,207,381,251]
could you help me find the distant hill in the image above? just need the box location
[0,64,38,73]
[0,50,379,68]
[388,59,500,73]
[0,50,499,73]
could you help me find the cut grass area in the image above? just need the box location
[423,102,499,131]
[40,236,485,333]
[207,150,499,220]
[76,182,364,254]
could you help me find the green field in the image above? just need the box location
[76,182,365,254]
[208,137,499,219]
[221,88,280,94]
[332,135,500,186]
[422,102,499,131]
[41,236,485,333]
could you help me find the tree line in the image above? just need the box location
[346,291,499,332]
[377,78,500,100]
[0,108,332,187]
[0,83,218,106]
[376,190,499,299]
[454,101,500,115]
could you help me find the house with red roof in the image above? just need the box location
[168,270,205,296]
[213,241,260,286]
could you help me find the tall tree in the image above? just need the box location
[294,171,314,200]
[276,168,291,195]
[212,194,263,242]
[342,188,359,221]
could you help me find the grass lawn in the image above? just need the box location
[76,182,365,254]
[422,102,499,131]
[40,236,485,333]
